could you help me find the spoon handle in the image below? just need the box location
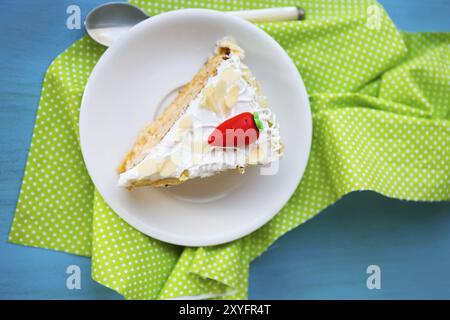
[228,7,305,23]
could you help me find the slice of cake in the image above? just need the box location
[118,38,283,188]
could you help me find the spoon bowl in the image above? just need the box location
[85,2,149,47]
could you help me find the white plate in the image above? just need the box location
[80,9,311,246]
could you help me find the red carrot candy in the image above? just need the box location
[208,112,263,147]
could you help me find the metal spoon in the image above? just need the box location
[85,2,306,47]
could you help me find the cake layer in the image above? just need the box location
[118,39,283,188]
[118,46,230,174]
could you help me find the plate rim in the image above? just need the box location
[79,8,312,246]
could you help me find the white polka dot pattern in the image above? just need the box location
[9,1,450,299]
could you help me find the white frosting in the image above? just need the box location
[118,53,282,187]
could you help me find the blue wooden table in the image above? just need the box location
[0,0,449,300]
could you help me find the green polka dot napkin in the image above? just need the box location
[9,0,450,299]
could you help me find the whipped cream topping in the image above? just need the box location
[118,51,282,187]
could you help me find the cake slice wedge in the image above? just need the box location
[118,38,283,188]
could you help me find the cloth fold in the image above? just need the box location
[9,0,450,299]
